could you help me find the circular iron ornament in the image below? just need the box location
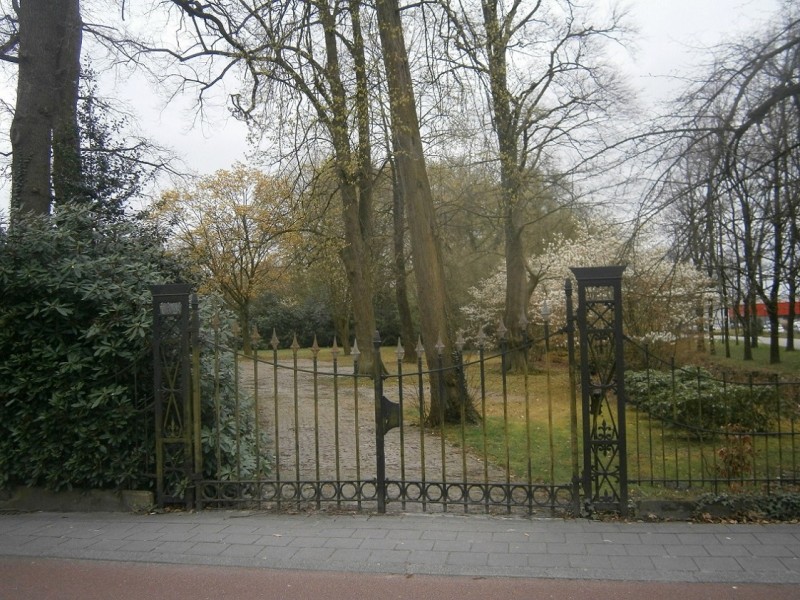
[446,483,465,503]
[260,483,278,501]
[200,483,218,501]
[221,483,239,501]
[510,485,530,505]
[340,482,359,501]
[238,483,256,500]
[532,486,553,506]
[280,482,299,500]
[467,484,487,503]
[425,483,444,502]
[320,482,338,501]
[489,484,508,503]
[360,481,377,500]
[555,486,574,505]
[403,482,424,501]
[385,481,403,501]
[300,482,318,501]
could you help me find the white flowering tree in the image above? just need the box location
[462,225,712,347]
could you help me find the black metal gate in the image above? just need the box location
[152,266,628,515]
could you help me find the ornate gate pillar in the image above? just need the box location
[570,266,628,514]
[151,284,195,508]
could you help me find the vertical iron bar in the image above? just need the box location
[645,347,654,486]
[353,341,362,511]
[633,348,641,487]
[312,337,321,509]
[565,279,580,515]
[332,339,341,509]
[612,274,628,514]
[234,345,241,481]
[792,385,797,484]
[750,374,756,488]
[396,339,406,511]
[776,375,783,487]
[270,331,280,510]
[671,359,679,485]
[436,339,447,512]
[478,332,489,514]
[291,335,300,506]
[190,294,201,509]
[522,329,532,514]
[576,280,592,505]
[498,325,510,514]
[152,296,164,508]
[416,338,427,512]
[456,335,467,514]
[213,316,222,480]
[373,331,386,514]
[544,325,555,500]
[252,329,261,487]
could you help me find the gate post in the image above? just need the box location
[151,284,195,509]
[570,266,628,515]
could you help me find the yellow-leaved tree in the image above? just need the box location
[156,165,301,354]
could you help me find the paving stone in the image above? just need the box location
[568,554,611,569]
[693,556,742,571]
[650,556,699,572]
[221,543,266,558]
[664,544,709,557]
[1,511,799,584]
[367,549,411,564]
[446,551,489,566]
[185,542,228,556]
[609,555,655,570]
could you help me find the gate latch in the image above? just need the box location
[380,395,401,434]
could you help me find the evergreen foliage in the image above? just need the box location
[625,367,776,432]
[0,206,177,490]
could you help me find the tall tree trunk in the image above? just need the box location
[483,0,532,371]
[11,0,82,218]
[375,0,477,424]
[51,0,83,204]
[319,0,380,374]
[391,154,418,363]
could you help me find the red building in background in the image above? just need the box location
[729,302,800,329]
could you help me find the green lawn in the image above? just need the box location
[704,341,800,376]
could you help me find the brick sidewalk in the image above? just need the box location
[1,511,799,584]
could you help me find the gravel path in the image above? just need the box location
[237,357,508,485]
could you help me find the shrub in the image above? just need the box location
[0,207,267,493]
[0,207,177,490]
[625,366,775,432]
[195,302,271,482]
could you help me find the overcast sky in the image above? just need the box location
[0,0,782,215]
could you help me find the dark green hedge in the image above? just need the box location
[625,367,776,433]
[0,207,176,490]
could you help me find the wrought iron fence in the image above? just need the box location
[196,326,579,515]
[152,283,800,515]
[623,339,800,496]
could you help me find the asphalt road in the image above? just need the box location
[1,557,798,600]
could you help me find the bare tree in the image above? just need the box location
[657,7,800,364]
[162,0,386,372]
[435,0,630,369]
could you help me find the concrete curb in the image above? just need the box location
[0,487,153,513]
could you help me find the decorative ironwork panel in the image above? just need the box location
[151,284,194,508]
[571,266,628,514]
